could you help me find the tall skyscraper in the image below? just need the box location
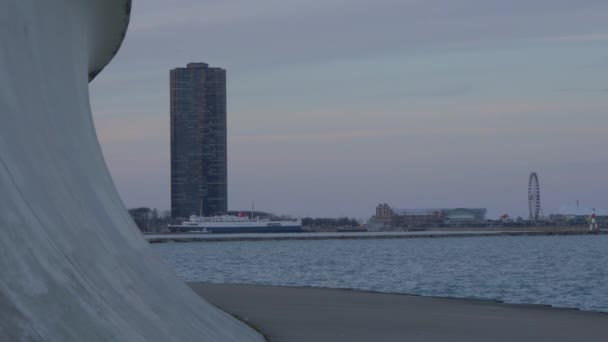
[170,63,227,218]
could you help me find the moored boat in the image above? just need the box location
[169,215,303,234]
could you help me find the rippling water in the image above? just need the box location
[152,235,608,312]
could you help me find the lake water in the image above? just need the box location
[152,234,608,312]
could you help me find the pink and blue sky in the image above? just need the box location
[90,0,608,219]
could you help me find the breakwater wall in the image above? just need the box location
[146,229,606,243]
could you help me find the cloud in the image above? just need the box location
[117,0,608,72]
[129,0,347,32]
[95,116,166,143]
[229,125,512,145]
[556,87,608,93]
[91,1,608,216]
[541,33,608,43]
[401,85,473,98]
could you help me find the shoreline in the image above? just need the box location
[257,284,608,314]
[193,282,608,315]
[191,282,608,342]
[146,228,606,243]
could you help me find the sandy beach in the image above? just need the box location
[191,283,608,342]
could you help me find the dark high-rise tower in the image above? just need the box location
[170,63,227,218]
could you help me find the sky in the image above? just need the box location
[90,0,608,219]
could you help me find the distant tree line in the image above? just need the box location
[128,207,171,232]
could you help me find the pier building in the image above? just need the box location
[370,204,487,229]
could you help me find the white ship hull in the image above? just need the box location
[169,217,303,234]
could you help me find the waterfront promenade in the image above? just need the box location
[191,283,608,342]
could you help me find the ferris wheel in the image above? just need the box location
[528,172,543,222]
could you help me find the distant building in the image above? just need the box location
[550,206,608,228]
[368,204,487,230]
[170,63,227,218]
[375,203,393,220]
[392,208,445,227]
[442,208,487,224]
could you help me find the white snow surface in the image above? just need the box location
[0,1,263,341]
